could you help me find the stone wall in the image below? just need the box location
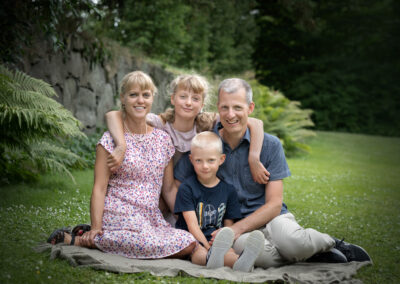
[21,38,175,133]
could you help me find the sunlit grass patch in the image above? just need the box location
[0,131,399,283]
[285,131,400,283]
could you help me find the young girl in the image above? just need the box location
[47,71,196,259]
[105,74,270,184]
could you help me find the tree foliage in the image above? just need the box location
[0,65,86,183]
[0,0,106,64]
[3,0,398,136]
[97,0,258,74]
[254,0,400,136]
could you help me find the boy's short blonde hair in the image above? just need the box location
[120,71,157,95]
[191,131,223,154]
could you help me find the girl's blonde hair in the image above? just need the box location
[119,71,157,96]
[160,74,215,131]
[169,74,209,98]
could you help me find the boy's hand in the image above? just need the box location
[107,145,126,172]
[248,156,270,184]
[209,228,222,246]
[210,227,242,244]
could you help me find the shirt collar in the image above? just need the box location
[214,122,251,145]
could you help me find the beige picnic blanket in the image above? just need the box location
[35,243,370,283]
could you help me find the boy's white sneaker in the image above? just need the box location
[206,227,234,269]
[233,230,265,272]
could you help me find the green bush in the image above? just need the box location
[250,80,315,156]
[65,131,103,168]
[0,65,87,184]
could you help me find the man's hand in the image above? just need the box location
[249,156,270,184]
[107,145,126,172]
[79,229,103,248]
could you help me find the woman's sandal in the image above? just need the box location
[47,224,91,245]
[47,227,73,245]
[71,224,91,237]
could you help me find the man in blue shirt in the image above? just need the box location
[175,78,371,268]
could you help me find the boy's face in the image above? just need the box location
[189,146,225,183]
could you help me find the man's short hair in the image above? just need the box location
[191,131,223,154]
[218,78,253,105]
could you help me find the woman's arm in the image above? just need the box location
[81,145,111,247]
[183,211,211,250]
[105,110,126,172]
[247,117,270,184]
[161,160,178,213]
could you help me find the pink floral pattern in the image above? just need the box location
[94,129,195,259]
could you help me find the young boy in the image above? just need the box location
[174,131,265,272]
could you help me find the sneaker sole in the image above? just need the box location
[206,227,234,269]
[233,230,264,272]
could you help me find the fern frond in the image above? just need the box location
[35,155,77,184]
[0,104,84,138]
[30,141,87,169]
[0,64,87,183]
[0,65,14,79]
[9,68,57,98]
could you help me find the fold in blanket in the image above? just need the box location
[35,243,370,284]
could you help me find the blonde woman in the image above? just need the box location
[48,71,196,259]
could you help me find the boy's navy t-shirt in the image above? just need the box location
[174,175,242,241]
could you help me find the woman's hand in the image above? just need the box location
[248,155,270,184]
[107,145,126,172]
[80,229,103,248]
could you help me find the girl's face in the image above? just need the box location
[121,85,153,120]
[171,87,204,120]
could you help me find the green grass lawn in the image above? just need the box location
[1,131,399,283]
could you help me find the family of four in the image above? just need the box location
[48,71,371,272]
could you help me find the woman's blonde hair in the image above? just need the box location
[160,74,214,130]
[119,71,157,96]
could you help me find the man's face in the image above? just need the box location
[218,87,254,137]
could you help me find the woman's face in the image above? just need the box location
[121,85,153,120]
[171,87,204,120]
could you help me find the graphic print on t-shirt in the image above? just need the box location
[217,203,226,228]
[196,201,226,230]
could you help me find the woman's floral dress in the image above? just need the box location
[94,129,195,259]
